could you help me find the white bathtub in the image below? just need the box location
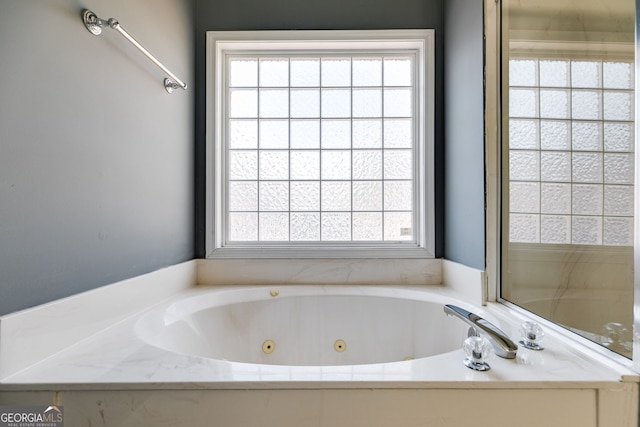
[134,286,469,366]
[1,262,638,426]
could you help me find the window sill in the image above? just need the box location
[206,245,434,259]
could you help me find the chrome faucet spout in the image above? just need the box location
[444,304,518,359]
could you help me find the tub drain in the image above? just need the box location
[262,340,275,354]
[334,339,346,352]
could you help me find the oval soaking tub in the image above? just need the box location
[135,286,470,366]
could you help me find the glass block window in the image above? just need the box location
[508,58,635,246]
[227,55,415,243]
[207,31,434,257]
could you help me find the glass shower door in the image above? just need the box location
[500,0,635,358]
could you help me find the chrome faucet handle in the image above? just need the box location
[444,304,518,359]
[519,321,545,351]
[463,336,492,371]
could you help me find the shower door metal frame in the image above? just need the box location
[632,0,640,374]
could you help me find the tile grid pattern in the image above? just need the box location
[225,55,416,242]
[508,58,635,245]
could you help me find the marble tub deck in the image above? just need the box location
[0,283,637,391]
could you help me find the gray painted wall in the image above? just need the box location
[443,0,485,269]
[193,0,446,258]
[0,0,195,315]
[0,0,487,315]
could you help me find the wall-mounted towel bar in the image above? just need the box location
[82,9,187,93]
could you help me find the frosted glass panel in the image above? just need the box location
[384,119,413,148]
[541,152,571,182]
[353,58,382,86]
[353,150,382,179]
[291,59,320,87]
[509,59,537,86]
[540,215,570,244]
[604,123,634,152]
[290,181,320,211]
[383,58,413,86]
[259,181,290,211]
[228,213,258,241]
[509,119,538,149]
[509,214,539,243]
[572,91,601,120]
[384,150,412,179]
[321,151,351,179]
[572,184,603,215]
[229,89,258,118]
[291,89,320,118]
[541,183,571,214]
[322,89,351,118]
[290,213,320,241]
[291,120,320,149]
[571,216,602,245]
[383,89,412,117]
[321,213,351,240]
[604,153,634,184]
[353,212,383,240]
[384,212,412,241]
[603,217,634,246]
[540,90,570,119]
[604,185,634,216]
[510,182,540,213]
[228,182,258,211]
[259,151,289,180]
[229,59,257,87]
[229,151,258,180]
[353,120,383,149]
[229,120,258,149]
[352,181,382,211]
[603,62,633,89]
[259,120,289,149]
[572,153,602,183]
[539,60,569,87]
[510,151,540,181]
[540,120,570,150]
[321,181,351,211]
[260,89,289,118]
[321,59,351,87]
[290,151,320,180]
[259,59,289,87]
[321,120,351,148]
[259,213,289,241]
[571,122,602,151]
[353,89,382,117]
[509,88,538,117]
[603,91,634,121]
[384,181,412,210]
[571,61,601,88]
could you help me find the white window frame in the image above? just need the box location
[205,30,435,258]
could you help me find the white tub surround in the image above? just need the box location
[442,259,486,305]
[197,258,442,286]
[0,261,197,380]
[0,262,638,426]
